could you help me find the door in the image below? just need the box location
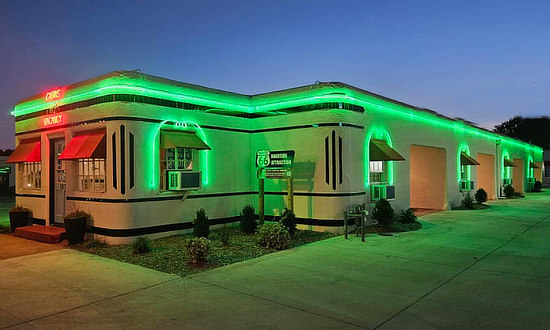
[50,139,66,224]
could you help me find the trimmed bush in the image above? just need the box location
[534,181,542,192]
[187,237,210,263]
[240,204,257,234]
[504,184,515,199]
[398,208,417,224]
[217,226,231,246]
[257,222,290,250]
[193,208,209,238]
[461,193,475,209]
[372,199,394,226]
[132,236,152,254]
[474,188,488,204]
[280,208,297,237]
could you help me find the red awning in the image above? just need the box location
[59,131,106,160]
[7,140,41,163]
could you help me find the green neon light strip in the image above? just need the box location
[151,120,210,190]
[13,75,542,155]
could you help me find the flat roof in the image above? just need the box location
[13,70,543,153]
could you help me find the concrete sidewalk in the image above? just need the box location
[1,193,550,329]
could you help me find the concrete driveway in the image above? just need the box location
[1,192,549,329]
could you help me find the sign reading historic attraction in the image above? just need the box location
[256,150,295,168]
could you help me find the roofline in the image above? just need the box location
[12,71,543,153]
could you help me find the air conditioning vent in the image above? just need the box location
[386,185,396,200]
[460,180,473,191]
[167,171,201,191]
[370,185,395,201]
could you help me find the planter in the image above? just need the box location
[64,216,87,245]
[9,210,30,233]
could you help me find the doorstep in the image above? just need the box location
[14,225,66,244]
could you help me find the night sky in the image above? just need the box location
[1,0,549,149]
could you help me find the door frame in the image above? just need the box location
[49,137,65,224]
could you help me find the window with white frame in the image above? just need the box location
[78,158,105,192]
[369,161,385,183]
[160,147,194,190]
[19,162,41,190]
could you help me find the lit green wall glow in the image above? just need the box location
[364,128,395,187]
[13,72,543,159]
[501,151,512,180]
[457,144,471,183]
[151,120,210,190]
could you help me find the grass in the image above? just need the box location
[72,226,336,277]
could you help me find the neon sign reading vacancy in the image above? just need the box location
[45,88,63,101]
[43,114,63,126]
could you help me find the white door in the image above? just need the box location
[54,140,66,223]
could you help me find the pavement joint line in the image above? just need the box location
[321,241,466,270]
[189,277,366,329]
[1,277,180,330]
[372,213,550,330]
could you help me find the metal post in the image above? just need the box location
[288,176,294,212]
[259,177,265,225]
[361,210,366,242]
[344,211,348,240]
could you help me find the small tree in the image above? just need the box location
[372,199,394,226]
[474,188,488,204]
[503,185,515,199]
[193,208,209,238]
[240,204,257,234]
[187,237,210,263]
[280,208,297,237]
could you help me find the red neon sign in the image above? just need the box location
[43,114,63,126]
[45,88,63,101]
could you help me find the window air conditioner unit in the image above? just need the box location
[460,180,473,191]
[167,171,202,191]
[370,185,396,201]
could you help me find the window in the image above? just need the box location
[460,165,467,180]
[369,161,385,183]
[19,162,41,190]
[545,161,550,177]
[160,147,194,190]
[78,158,105,192]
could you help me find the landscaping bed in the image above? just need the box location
[72,227,335,277]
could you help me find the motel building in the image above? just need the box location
[8,71,544,243]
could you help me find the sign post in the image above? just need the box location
[256,150,295,223]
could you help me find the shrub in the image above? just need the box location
[257,222,290,250]
[132,236,152,254]
[10,204,29,213]
[187,237,210,263]
[280,208,297,237]
[217,226,231,246]
[461,193,475,209]
[534,181,542,192]
[503,185,515,199]
[474,188,488,204]
[64,209,92,221]
[372,199,395,226]
[193,208,209,238]
[240,204,257,234]
[398,208,417,224]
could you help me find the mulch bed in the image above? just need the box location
[72,227,336,277]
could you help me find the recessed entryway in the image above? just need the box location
[477,153,496,199]
[513,158,525,193]
[410,145,447,210]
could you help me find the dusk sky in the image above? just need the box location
[1,0,549,149]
